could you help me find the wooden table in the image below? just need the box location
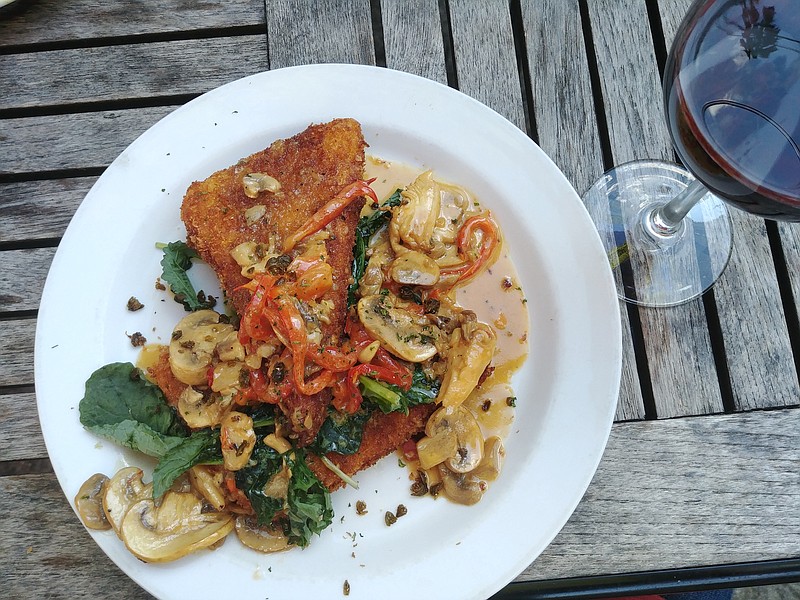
[3,1,799,598]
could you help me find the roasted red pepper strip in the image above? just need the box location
[283,179,379,252]
[440,213,500,283]
[307,345,359,372]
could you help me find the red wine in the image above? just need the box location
[664,0,800,220]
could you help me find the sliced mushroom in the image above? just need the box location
[389,251,440,286]
[471,436,505,482]
[235,515,291,553]
[75,473,111,531]
[120,491,234,563]
[102,467,151,535]
[389,170,441,255]
[242,172,281,198]
[188,465,227,512]
[437,464,485,506]
[220,411,256,471]
[437,322,497,408]
[177,386,225,429]
[215,328,245,362]
[417,406,484,472]
[357,294,439,363]
[169,310,235,386]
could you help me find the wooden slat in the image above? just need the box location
[585,0,723,418]
[520,0,645,421]
[0,0,263,48]
[0,178,95,243]
[266,0,375,68]
[0,249,54,312]
[0,393,47,461]
[1,37,268,111]
[1,474,154,599]
[0,319,35,387]
[448,0,526,133]
[779,222,800,340]
[1,106,175,175]
[380,0,448,85]
[657,0,800,410]
[521,410,800,580]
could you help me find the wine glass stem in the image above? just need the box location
[644,178,707,239]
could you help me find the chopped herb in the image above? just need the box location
[355,500,367,515]
[384,511,397,526]
[481,399,492,412]
[410,471,428,496]
[506,396,517,407]
[343,580,351,596]
[396,504,407,518]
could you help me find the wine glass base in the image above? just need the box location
[582,160,733,307]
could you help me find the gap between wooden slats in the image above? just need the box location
[656,0,800,411]
[0,36,268,112]
[0,0,264,49]
[584,0,723,418]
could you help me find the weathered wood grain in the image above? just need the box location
[657,0,800,410]
[380,0,448,85]
[585,0,723,418]
[0,106,175,175]
[266,0,375,68]
[0,248,54,312]
[521,409,800,580]
[0,178,95,243]
[0,319,35,387]
[1,474,155,599]
[778,222,800,343]
[0,0,264,48]
[0,393,47,461]
[520,0,645,421]
[448,0,526,133]
[4,411,800,594]
[0,37,268,111]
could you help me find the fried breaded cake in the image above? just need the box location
[181,119,366,445]
[182,118,366,324]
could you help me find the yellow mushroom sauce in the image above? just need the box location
[366,156,530,504]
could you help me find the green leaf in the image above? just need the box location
[79,362,187,439]
[89,420,185,459]
[285,450,333,547]
[158,240,216,311]
[152,430,222,498]
[359,367,440,415]
[347,190,403,306]
[234,439,285,526]
[312,408,371,455]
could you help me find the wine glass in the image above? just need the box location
[582,0,800,307]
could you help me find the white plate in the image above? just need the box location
[35,64,621,600]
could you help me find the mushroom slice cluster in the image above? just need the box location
[169,310,240,386]
[121,491,234,563]
[415,406,506,505]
